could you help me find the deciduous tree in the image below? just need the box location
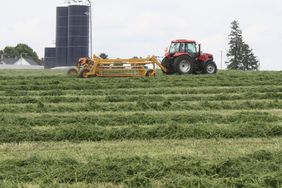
[99,53,109,59]
[2,43,41,63]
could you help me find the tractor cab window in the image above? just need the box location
[169,42,197,54]
[169,42,187,53]
[186,43,197,54]
[169,43,180,54]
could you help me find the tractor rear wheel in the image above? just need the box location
[203,61,217,74]
[173,56,193,74]
[67,68,78,76]
[161,57,174,75]
[79,69,90,78]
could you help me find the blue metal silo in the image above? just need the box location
[44,47,56,69]
[67,5,90,66]
[56,6,68,67]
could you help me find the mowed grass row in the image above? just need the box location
[0,77,281,90]
[0,139,281,187]
[0,92,282,104]
[2,85,282,97]
[1,122,281,143]
[1,110,281,127]
[0,99,282,113]
[0,71,282,90]
[1,138,281,161]
[0,111,281,142]
[1,78,282,90]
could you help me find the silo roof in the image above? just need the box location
[63,0,91,6]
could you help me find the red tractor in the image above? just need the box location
[162,39,217,74]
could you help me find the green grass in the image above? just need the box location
[0,70,281,187]
[0,139,282,188]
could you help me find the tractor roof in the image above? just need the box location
[172,39,196,43]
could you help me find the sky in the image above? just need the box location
[0,0,282,70]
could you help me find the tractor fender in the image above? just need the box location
[201,60,215,69]
[174,54,192,62]
[203,60,216,66]
[173,52,193,58]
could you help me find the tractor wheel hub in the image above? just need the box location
[179,60,191,73]
[206,64,215,74]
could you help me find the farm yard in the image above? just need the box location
[0,70,282,187]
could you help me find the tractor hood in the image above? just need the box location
[198,53,213,62]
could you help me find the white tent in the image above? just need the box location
[14,57,31,66]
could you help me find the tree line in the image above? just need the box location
[0,43,41,64]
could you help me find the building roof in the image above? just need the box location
[0,57,18,65]
[0,57,39,66]
[64,0,91,6]
[25,57,40,66]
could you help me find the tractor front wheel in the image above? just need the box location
[204,61,217,74]
[79,69,90,78]
[173,56,193,74]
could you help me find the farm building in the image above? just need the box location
[0,57,18,65]
[0,56,43,69]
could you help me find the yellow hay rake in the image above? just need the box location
[69,55,167,78]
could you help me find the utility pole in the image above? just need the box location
[86,0,92,58]
[220,50,223,70]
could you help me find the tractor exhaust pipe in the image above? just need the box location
[198,44,201,57]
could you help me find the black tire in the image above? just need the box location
[161,57,175,75]
[79,69,90,78]
[203,61,217,74]
[146,69,155,77]
[67,68,78,76]
[173,55,193,74]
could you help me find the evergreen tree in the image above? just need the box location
[241,43,260,70]
[226,20,244,70]
[226,21,259,70]
[0,50,3,61]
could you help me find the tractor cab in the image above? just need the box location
[168,40,198,57]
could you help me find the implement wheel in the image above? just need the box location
[79,69,90,78]
[67,68,78,76]
[173,56,193,74]
[146,69,155,77]
[161,57,174,75]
